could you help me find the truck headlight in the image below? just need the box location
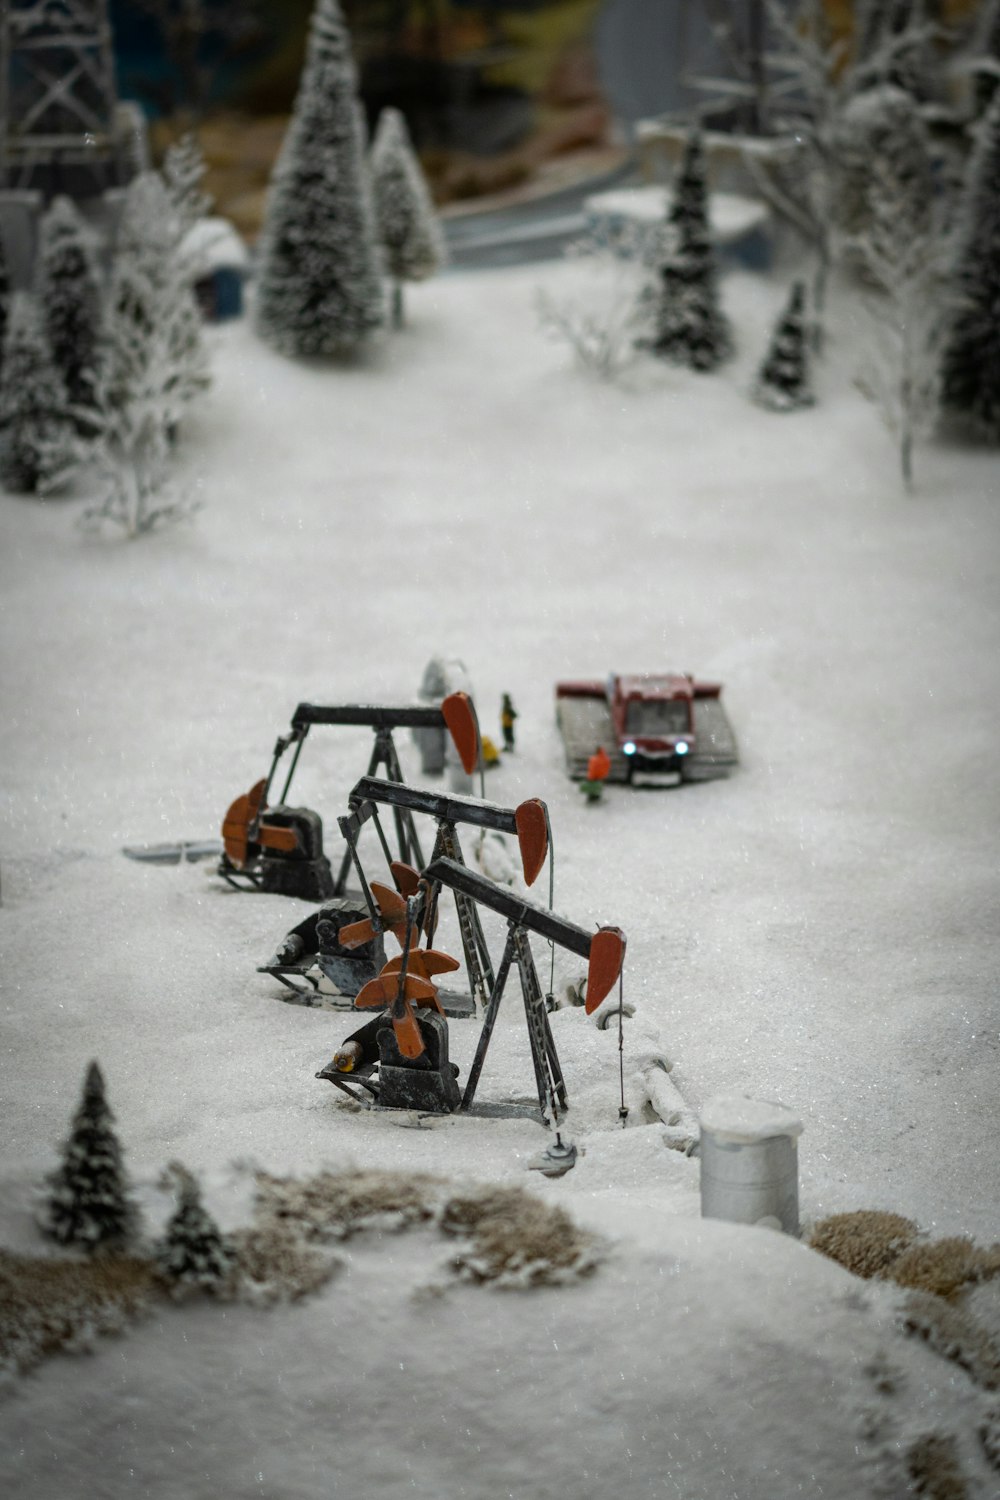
[623,741,636,755]
[676,741,689,755]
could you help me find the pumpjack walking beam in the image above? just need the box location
[281,704,461,875]
[346,776,551,1010]
[424,856,626,1124]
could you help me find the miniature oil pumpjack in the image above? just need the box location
[317,855,625,1125]
[316,900,464,1113]
[257,793,474,1016]
[338,776,551,1010]
[220,693,479,901]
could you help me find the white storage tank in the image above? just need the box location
[699,1094,803,1236]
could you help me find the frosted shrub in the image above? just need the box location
[536,223,653,381]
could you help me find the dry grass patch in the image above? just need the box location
[0,1249,155,1377]
[253,1168,443,1242]
[978,1403,1000,1472]
[229,1223,341,1305]
[890,1237,1000,1299]
[439,1184,604,1288]
[901,1291,1000,1391]
[810,1210,920,1278]
[904,1433,969,1499]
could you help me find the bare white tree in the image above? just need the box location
[696,2,945,330]
[850,156,949,489]
[46,170,210,536]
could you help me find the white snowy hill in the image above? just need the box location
[2,259,999,1498]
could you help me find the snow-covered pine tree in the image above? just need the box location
[834,85,935,243]
[0,292,69,493]
[48,169,210,534]
[36,196,104,413]
[940,92,1000,441]
[971,0,1000,117]
[40,1060,138,1253]
[649,131,732,372]
[0,231,10,379]
[255,0,384,356]
[156,1164,235,1297]
[370,106,445,329]
[753,281,815,410]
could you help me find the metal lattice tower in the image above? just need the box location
[0,0,127,196]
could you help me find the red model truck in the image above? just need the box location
[555,672,738,785]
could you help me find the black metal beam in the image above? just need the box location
[350,777,520,835]
[424,857,594,959]
[291,703,446,731]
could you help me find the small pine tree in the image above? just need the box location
[648,132,732,372]
[255,0,384,357]
[36,196,104,413]
[0,293,69,493]
[156,1164,235,1297]
[940,93,1000,440]
[40,1061,138,1253]
[753,282,815,411]
[370,107,445,329]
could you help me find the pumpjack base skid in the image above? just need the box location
[315,1062,546,1125]
[274,967,475,1018]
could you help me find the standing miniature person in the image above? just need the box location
[500,693,518,752]
[581,746,611,803]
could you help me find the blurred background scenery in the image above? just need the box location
[0,0,989,268]
[26,0,976,240]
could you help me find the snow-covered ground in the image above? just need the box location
[2,260,999,1498]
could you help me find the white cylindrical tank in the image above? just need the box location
[699,1094,803,1236]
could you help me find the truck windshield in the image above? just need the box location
[625,700,691,736]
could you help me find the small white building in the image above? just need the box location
[181,216,250,321]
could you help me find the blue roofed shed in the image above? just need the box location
[182,217,249,321]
